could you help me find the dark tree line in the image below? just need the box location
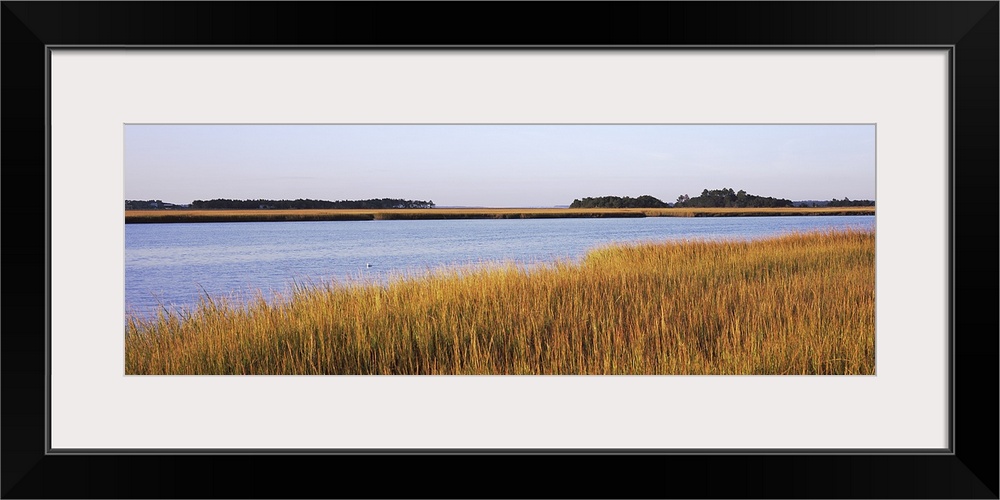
[673,188,793,208]
[826,197,875,207]
[188,198,436,209]
[568,189,876,209]
[125,200,165,210]
[570,195,668,209]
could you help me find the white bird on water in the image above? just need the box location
[366,263,372,268]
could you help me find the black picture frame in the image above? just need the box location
[3,2,997,498]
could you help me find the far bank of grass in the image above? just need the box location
[126,229,875,375]
[124,206,875,223]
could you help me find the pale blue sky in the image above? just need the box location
[125,124,875,207]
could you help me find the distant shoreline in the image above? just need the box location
[124,206,875,224]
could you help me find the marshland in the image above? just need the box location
[125,220,875,375]
[124,206,874,223]
[124,124,877,375]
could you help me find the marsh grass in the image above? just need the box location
[125,206,874,223]
[125,229,875,375]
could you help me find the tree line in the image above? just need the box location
[189,198,436,209]
[570,189,874,209]
[126,200,164,210]
[825,197,875,207]
[570,195,669,209]
[674,188,792,208]
[125,200,182,210]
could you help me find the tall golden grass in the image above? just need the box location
[125,206,874,223]
[125,229,875,375]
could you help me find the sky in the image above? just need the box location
[125,124,876,207]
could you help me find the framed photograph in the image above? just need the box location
[4,2,996,498]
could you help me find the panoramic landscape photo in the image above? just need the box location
[124,124,875,375]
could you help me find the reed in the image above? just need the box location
[125,229,875,375]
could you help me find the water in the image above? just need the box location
[125,215,874,319]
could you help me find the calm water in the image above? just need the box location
[125,216,874,318]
